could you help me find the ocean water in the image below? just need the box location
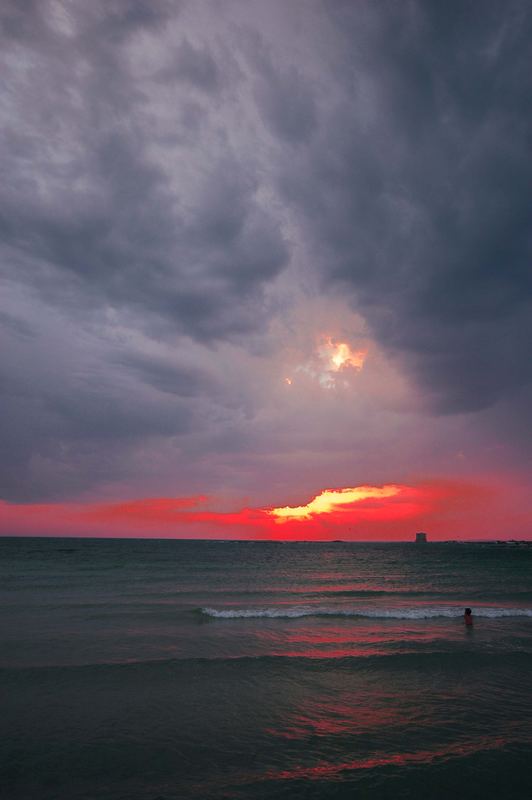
[1,537,531,800]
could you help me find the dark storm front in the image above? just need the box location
[1,539,532,799]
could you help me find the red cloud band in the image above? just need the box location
[0,479,509,540]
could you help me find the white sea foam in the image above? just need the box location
[200,605,532,620]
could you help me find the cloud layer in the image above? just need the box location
[1,0,530,536]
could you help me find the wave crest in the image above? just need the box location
[200,605,532,620]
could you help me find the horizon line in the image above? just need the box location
[1,534,531,543]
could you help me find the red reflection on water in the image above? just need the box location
[281,648,390,659]
[280,627,418,645]
[286,581,404,594]
[268,700,399,739]
[253,622,450,660]
[265,735,509,781]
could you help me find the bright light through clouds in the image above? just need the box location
[286,335,368,389]
[270,485,401,520]
[320,337,367,373]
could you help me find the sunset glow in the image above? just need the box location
[320,337,367,373]
[0,477,528,540]
[292,335,368,389]
[270,485,401,520]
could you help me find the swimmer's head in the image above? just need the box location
[464,608,472,615]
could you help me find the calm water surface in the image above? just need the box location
[1,537,531,799]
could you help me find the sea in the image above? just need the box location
[1,537,532,800]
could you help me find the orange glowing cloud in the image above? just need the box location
[319,336,367,373]
[270,485,401,520]
[289,335,368,389]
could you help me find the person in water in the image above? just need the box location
[464,607,473,626]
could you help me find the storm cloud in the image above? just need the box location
[1,0,530,511]
[275,0,532,414]
[0,0,288,342]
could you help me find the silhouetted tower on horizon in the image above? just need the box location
[415,532,428,544]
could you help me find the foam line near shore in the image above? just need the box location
[200,605,532,619]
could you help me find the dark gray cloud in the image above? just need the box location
[276,0,532,417]
[0,302,198,500]
[0,0,288,344]
[116,351,218,398]
[1,0,530,507]
[156,38,222,93]
[251,41,317,144]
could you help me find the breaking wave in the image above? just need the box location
[200,605,532,620]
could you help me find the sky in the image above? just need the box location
[1,0,531,540]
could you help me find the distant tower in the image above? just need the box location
[415,532,428,544]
